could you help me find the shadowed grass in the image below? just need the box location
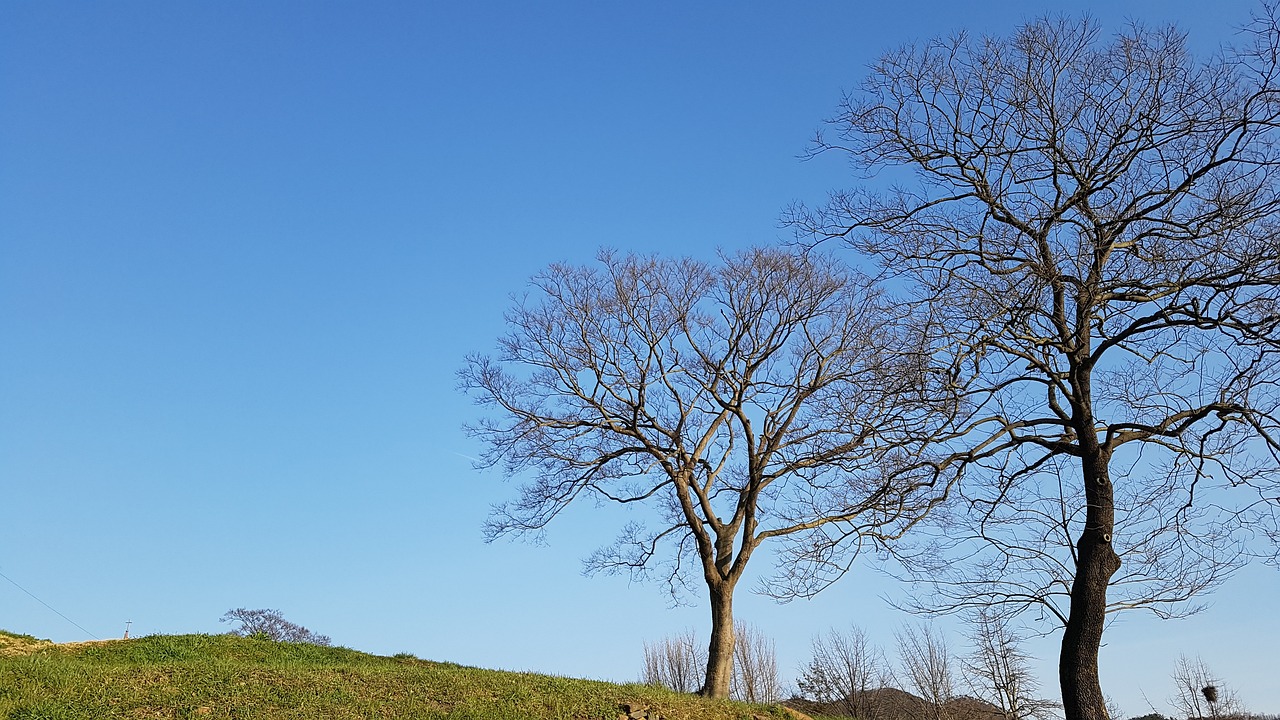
[0,632,788,720]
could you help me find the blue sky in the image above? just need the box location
[2,1,1276,716]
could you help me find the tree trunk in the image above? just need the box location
[1060,448,1121,720]
[700,582,736,698]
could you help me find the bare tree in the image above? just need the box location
[792,10,1280,720]
[797,624,891,720]
[731,621,782,704]
[897,623,956,720]
[643,628,706,694]
[963,612,1057,720]
[462,247,944,697]
[1170,655,1242,720]
[219,608,331,646]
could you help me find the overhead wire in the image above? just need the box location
[0,567,100,640]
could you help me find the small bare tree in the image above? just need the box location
[1170,655,1242,720]
[793,10,1280,720]
[798,624,891,720]
[643,628,705,694]
[219,608,331,646]
[731,621,782,704]
[463,247,946,697]
[963,612,1057,720]
[897,623,956,720]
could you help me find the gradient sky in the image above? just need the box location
[2,1,1277,716]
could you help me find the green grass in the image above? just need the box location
[0,632,790,720]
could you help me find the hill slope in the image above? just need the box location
[0,630,789,720]
[0,630,51,657]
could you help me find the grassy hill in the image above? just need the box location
[0,629,791,720]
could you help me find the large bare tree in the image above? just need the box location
[461,247,941,697]
[793,11,1280,720]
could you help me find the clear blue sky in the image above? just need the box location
[2,1,1276,716]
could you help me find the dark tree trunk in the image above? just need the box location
[700,582,736,699]
[1060,446,1121,720]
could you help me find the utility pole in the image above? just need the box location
[123,620,132,639]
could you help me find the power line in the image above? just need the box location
[0,567,100,640]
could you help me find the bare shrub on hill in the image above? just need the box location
[644,622,781,702]
[731,622,782,704]
[797,624,892,720]
[219,608,331,646]
[643,629,705,694]
[897,623,956,720]
[962,612,1057,720]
